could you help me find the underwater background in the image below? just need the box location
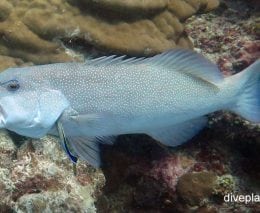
[0,0,259,212]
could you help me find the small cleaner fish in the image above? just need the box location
[0,50,259,167]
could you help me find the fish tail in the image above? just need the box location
[231,60,260,123]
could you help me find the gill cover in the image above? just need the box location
[6,89,69,138]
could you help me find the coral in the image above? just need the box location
[148,154,195,192]
[12,174,62,201]
[96,135,195,211]
[193,144,227,175]
[186,0,259,75]
[176,171,217,206]
[14,191,95,213]
[0,0,259,212]
[0,0,12,21]
[0,130,105,212]
[218,40,260,74]
[213,174,236,197]
[248,0,260,11]
[232,40,260,70]
[0,0,219,68]
[0,55,32,72]
[78,0,168,11]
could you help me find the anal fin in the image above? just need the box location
[147,117,207,147]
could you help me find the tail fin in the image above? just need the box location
[232,60,260,123]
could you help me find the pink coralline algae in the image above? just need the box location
[12,174,61,201]
[193,144,227,175]
[148,155,194,192]
[0,133,105,212]
[97,136,195,210]
[186,0,259,76]
[129,153,195,209]
[218,40,260,74]
[233,41,260,68]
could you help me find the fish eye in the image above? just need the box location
[5,80,20,91]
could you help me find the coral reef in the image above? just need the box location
[176,171,217,206]
[0,131,105,212]
[0,0,219,68]
[0,0,259,212]
[96,136,195,211]
[95,1,260,211]
[185,0,259,75]
[213,174,236,197]
[95,110,260,212]
[0,56,24,72]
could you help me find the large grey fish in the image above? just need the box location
[0,50,259,167]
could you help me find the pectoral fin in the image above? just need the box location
[67,136,101,167]
[66,135,116,167]
[147,117,207,147]
[57,117,116,167]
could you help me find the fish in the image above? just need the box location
[0,49,259,167]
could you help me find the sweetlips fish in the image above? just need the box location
[0,50,259,167]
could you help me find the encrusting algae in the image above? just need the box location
[0,131,105,212]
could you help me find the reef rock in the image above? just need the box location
[0,0,219,67]
[0,56,24,72]
[0,130,105,212]
[176,171,217,206]
[96,135,195,211]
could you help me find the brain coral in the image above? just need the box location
[0,0,219,69]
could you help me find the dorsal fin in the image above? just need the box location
[85,49,223,84]
[148,49,223,84]
[85,55,145,67]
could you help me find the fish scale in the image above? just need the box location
[46,62,217,116]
